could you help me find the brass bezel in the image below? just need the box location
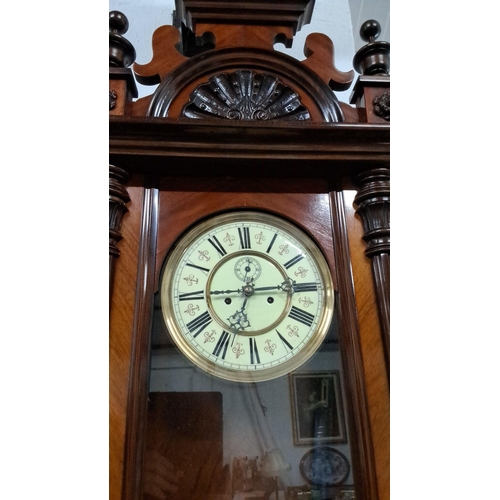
[160,210,334,383]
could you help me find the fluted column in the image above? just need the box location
[353,167,390,375]
[109,164,130,302]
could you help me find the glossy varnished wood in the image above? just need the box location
[122,187,160,500]
[109,118,389,186]
[154,177,336,287]
[110,165,131,301]
[109,4,389,499]
[353,168,390,374]
[344,192,389,500]
[110,184,144,500]
[118,178,381,500]
[143,47,345,121]
[122,180,339,500]
[329,192,379,499]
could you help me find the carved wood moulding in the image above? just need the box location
[109,164,131,259]
[109,117,390,182]
[353,167,390,375]
[109,164,131,298]
[182,69,310,121]
[146,48,344,121]
[354,168,390,258]
[175,0,315,34]
[109,90,118,111]
[373,91,390,121]
[129,0,353,122]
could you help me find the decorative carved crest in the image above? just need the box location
[109,90,117,110]
[182,70,310,121]
[109,164,130,260]
[373,91,390,121]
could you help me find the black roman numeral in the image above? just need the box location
[208,236,227,257]
[284,254,304,269]
[213,330,230,359]
[186,311,212,338]
[178,290,205,301]
[276,330,293,351]
[249,338,260,364]
[293,282,319,293]
[288,306,315,327]
[266,233,278,254]
[238,227,251,249]
[185,262,210,274]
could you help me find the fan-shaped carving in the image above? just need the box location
[182,70,310,121]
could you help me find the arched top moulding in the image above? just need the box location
[123,0,356,123]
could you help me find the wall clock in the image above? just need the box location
[159,210,334,383]
[109,2,390,499]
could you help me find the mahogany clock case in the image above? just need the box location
[110,3,390,498]
[123,172,368,499]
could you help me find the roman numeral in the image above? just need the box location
[276,330,293,351]
[186,311,212,338]
[266,233,278,254]
[288,306,315,327]
[238,227,251,249]
[213,330,230,359]
[249,338,260,364]
[284,254,304,269]
[178,290,205,301]
[185,262,210,274]
[208,236,227,257]
[294,282,319,293]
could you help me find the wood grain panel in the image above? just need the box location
[110,185,144,500]
[344,191,389,500]
[154,182,337,293]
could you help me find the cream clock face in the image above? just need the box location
[160,211,334,382]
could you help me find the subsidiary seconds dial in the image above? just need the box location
[159,211,334,382]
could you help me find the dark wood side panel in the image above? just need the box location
[123,188,160,500]
[329,191,379,500]
[110,185,144,500]
[344,191,390,500]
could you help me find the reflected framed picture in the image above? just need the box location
[299,446,350,487]
[289,371,347,446]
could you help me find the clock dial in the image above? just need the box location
[160,211,334,382]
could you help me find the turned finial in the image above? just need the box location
[109,10,129,35]
[360,20,382,43]
[109,11,136,68]
[352,20,390,76]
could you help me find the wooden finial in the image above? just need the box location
[352,20,390,76]
[109,10,129,35]
[360,19,382,43]
[109,11,136,68]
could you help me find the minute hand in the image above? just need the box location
[253,279,294,293]
[252,285,281,292]
[253,281,320,293]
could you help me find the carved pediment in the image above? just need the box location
[182,70,310,121]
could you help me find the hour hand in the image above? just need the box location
[228,297,250,331]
